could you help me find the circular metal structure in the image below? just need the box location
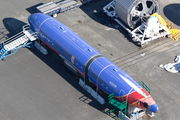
[115,0,159,29]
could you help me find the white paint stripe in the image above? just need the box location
[118,74,148,99]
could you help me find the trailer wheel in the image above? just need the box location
[52,13,58,18]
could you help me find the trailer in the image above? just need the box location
[58,0,83,13]
[36,1,61,18]
[103,0,171,47]
[36,0,97,18]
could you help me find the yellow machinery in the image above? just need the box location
[150,13,180,41]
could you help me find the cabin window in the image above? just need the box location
[57,45,59,49]
[47,38,50,42]
[30,16,33,22]
[37,21,41,27]
[113,69,118,72]
[71,55,75,64]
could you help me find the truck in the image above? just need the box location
[36,0,97,18]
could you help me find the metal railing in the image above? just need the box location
[108,93,128,120]
[2,31,25,46]
[138,81,151,95]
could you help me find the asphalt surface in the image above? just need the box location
[0,0,179,120]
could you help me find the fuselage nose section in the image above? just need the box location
[28,14,37,32]
[147,103,159,113]
[28,14,33,26]
[28,13,51,32]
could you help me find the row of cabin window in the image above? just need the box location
[88,71,115,93]
[39,32,84,69]
[39,32,61,50]
[74,59,83,69]
[62,48,83,69]
[58,46,84,69]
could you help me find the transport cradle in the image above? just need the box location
[103,0,180,47]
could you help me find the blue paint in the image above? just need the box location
[28,13,158,113]
[28,13,140,97]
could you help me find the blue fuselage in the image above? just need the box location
[28,13,158,112]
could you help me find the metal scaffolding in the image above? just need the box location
[108,93,128,120]
[0,25,38,60]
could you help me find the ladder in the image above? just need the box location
[0,25,38,60]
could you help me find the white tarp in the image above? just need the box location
[159,55,180,73]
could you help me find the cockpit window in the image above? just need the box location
[30,16,33,22]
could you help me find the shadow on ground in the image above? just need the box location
[79,0,140,47]
[0,18,27,42]
[26,3,43,14]
[163,4,180,27]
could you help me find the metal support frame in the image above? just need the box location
[138,81,151,95]
[131,23,170,46]
[103,0,170,47]
[108,93,128,120]
[0,41,33,60]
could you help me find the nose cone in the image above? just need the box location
[147,103,159,113]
